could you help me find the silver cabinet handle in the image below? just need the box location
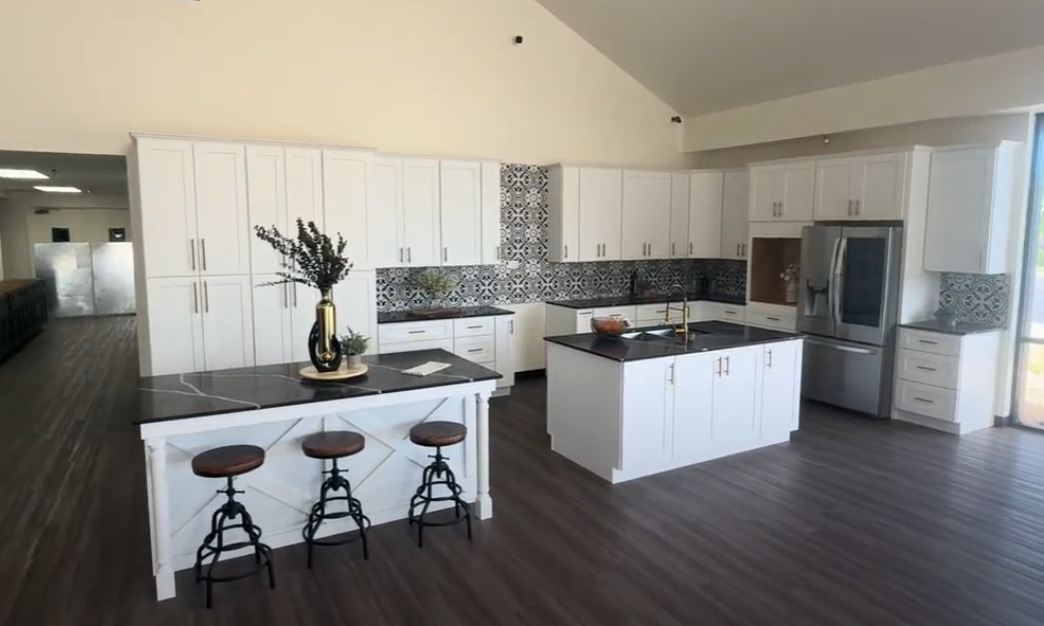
[443,247,448,263]
[918,339,938,345]
[778,202,784,217]
[766,316,781,322]
[736,243,740,256]
[766,349,773,369]
[293,283,298,307]
[914,397,934,404]
[496,246,501,259]
[742,243,746,256]
[772,202,777,217]
[193,282,199,314]
[510,319,514,334]
[672,243,675,256]
[847,200,853,216]
[408,329,426,335]
[724,310,737,316]
[915,365,937,372]
[284,283,290,309]
[668,363,675,385]
[715,357,722,377]
[689,242,693,256]
[203,281,209,313]
[190,239,197,271]
[201,239,208,271]
[564,244,569,259]
[407,247,412,263]
[856,199,861,215]
[467,324,483,329]
[467,348,483,354]
[724,355,730,375]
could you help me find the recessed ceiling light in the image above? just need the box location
[33,186,81,193]
[0,169,49,180]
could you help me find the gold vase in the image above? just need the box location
[307,288,343,372]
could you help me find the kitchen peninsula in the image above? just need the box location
[545,321,803,483]
[135,350,498,601]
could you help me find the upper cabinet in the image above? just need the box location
[548,165,622,262]
[814,152,908,220]
[749,162,815,222]
[924,143,1018,274]
[438,160,502,266]
[322,148,372,268]
[366,156,441,267]
[687,171,723,258]
[721,170,750,260]
[621,170,672,260]
[669,173,691,259]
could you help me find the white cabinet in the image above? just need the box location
[814,152,907,220]
[333,270,378,355]
[192,142,251,276]
[547,165,580,262]
[671,352,714,461]
[749,162,815,222]
[366,155,403,268]
[145,277,206,375]
[251,276,293,367]
[721,170,750,260]
[759,341,802,435]
[579,167,623,261]
[322,149,372,269]
[200,275,255,371]
[702,302,746,323]
[669,173,691,259]
[366,156,441,267]
[621,170,671,260]
[284,147,325,231]
[495,316,516,389]
[710,346,760,449]
[620,358,674,471]
[687,171,723,259]
[923,144,1017,274]
[440,160,483,266]
[480,161,502,265]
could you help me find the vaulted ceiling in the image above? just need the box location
[533,0,1044,116]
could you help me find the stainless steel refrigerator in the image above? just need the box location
[797,224,902,417]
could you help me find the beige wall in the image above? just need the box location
[1,0,684,167]
[688,113,1033,169]
[683,44,1044,151]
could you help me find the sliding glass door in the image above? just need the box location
[1014,114,1044,428]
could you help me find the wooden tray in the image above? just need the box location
[299,363,369,382]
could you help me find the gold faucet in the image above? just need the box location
[664,283,690,337]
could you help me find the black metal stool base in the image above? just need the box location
[407,446,473,548]
[302,459,371,569]
[192,477,275,609]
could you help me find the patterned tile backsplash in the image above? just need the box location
[376,163,747,312]
[938,272,1010,327]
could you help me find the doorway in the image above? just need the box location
[1014,114,1044,428]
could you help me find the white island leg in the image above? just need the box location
[146,438,176,600]
[474,392,493,519]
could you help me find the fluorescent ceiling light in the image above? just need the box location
[33,186,81,193]
[0,169,49,180]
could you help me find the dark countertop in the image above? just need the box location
[136,350,501,425]
[900,319,1003,336]
[544,321,802,362]
[546,293,746,309]
[378,305,513,324]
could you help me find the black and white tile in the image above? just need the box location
[938,272,1010,327]
[376,164,748,312]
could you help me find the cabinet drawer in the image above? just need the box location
[378,320,453,345]
[894,379,958,422]
[896,348,959,389]
[453,335,495,362]
[898,329,960,357]
[635,303,671,322]
[454,317,495,337]
[379,338,454,355]
[704,302,745,322]
[745,310,796,331]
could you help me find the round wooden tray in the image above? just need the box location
[299,363,369,382]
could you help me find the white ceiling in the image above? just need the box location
[533,0,1044,115]
[0,152,127,197]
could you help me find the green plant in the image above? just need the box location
[254,219,352,290]
[412,268,458,306]
[340,327,369,355]
[935,304,958,321]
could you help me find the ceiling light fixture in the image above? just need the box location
[33,185,82,193]
[0,169,49,180]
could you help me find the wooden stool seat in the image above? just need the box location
[191,445,265,478]
[301,431,365,459]
[409,421,467,447]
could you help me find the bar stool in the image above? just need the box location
[191,444,275,609]
[407,421,472,548]
[301,431,371,569]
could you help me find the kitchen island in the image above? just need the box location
[135,350,498,601]
[545,321,803,484]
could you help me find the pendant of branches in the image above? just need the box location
[254,219,353,291]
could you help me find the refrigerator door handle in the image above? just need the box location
[805,338,875,355]
[831,238,847,326]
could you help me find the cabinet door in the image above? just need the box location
[779,163,815,221]
[135,138,199,278]
[579,168,622,261]
[620,358,672,472]
[669,173,690,258]
[924,148,996,273]
[367,156,404,268]
[323,149,372,269]
[145,277,204,375]
[688,171,722,258]
[439,160,483,266]
[252,274,293,366]
[576,310,595,334]
[622,171,669,260]
[285,147,325,233]
[548,166,580,262]
[288,283,319,363]
[332,270,377,355]
[402,157,441,266]
[645,172,672,258]
[711,347,759,450]
[748,168,777,221]
[672,352,715,462]
[721,171,749,259]
[814,160,856,220]
[856,153,906,220]
[201,275,255,371]
[480,162,503,265]
[760,341,801,436]
[246,145,288,276]
[495,315,516,388]
[193,142,250,276]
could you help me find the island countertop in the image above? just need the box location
[136,349,501,424]
[544,321,802,362]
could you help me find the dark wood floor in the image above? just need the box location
[4,317,1044,625]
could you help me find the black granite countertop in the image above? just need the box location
[377,306,513,324]
[546,293,746,309]
[544,321,802,362]
[900,320,1003,336]
[135,350,501,425]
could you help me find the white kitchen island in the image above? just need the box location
[545,322,803,484]
[135,349,498,601]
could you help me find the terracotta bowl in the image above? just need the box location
[591,316,631,337]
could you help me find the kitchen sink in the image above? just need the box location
[621,327,710,343]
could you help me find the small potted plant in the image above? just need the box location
[935,304,959,329]
[410,268,460,318]
[340,327,370,369]
[780,263,800,304]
